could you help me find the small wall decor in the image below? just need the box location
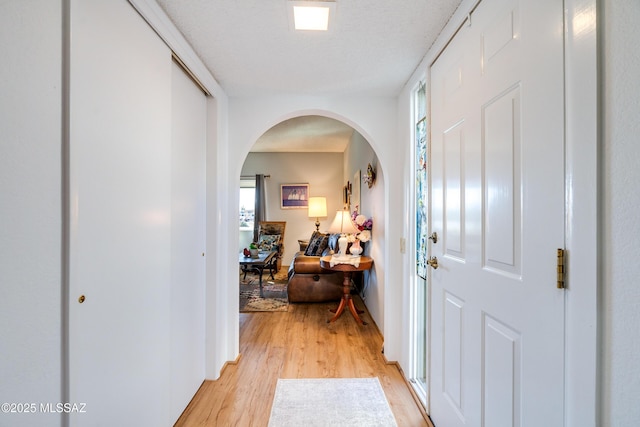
[364,163,377,188]
[281,183,309,209]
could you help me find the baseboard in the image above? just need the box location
[382,354,434,427]
[221,353,242,373]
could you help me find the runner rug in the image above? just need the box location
[268,378,398,427]
[239,270,288,312]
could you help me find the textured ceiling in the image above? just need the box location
[155,0,462,150]
[251,115,355,152]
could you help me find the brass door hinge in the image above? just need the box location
[557,248,566,289]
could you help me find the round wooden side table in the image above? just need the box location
[320,255,373,325]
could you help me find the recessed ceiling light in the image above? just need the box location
[288,1,336,31]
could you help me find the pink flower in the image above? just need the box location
[351,207,373,231]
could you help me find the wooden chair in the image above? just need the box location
[257,221,286,272]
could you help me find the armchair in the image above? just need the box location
[257,221,286,272]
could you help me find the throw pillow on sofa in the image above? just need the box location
[304,231,329,256]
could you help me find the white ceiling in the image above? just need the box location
[250,115,356,153]
[155,0,462,151]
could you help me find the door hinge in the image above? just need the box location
[557,248,566,289]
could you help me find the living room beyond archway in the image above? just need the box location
[238,114,387,327]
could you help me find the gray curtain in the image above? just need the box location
[253,174,267,242]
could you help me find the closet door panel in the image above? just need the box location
[169,60,207,423]
[68,1,172,425]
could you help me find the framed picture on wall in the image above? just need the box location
[281,183,309,209]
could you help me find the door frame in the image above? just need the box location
[412,0,598,424]
[560,0,599,424]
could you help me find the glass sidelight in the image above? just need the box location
[411,81,429,408]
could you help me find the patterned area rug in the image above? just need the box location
[239,269,289,312]
[268,378,398,426]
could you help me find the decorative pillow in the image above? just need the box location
[304,232,329,256]
[258,234,280,252]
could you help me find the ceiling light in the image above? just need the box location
[288,1,336,31]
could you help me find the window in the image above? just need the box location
[412,80,429,406]
[415,82,427,278]
[239,180,255,230]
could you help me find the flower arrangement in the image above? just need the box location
[350,206,372,242]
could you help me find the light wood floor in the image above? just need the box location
[175,296,432,427]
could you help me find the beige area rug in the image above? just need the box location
[239,269,289,312]
[268,378,398,427]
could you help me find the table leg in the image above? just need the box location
[256,266,264,298]
[328,271,367,325]
[268,256,276,280]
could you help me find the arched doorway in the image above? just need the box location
[237,114,387,327]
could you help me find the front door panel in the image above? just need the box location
[429,0,566,426]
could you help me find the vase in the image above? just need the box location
[337,234,349,257]
[349,240,363,256]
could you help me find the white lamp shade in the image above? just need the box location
[327,210,359,235]
[308,197,327,218]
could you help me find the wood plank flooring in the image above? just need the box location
[174,296,432,427]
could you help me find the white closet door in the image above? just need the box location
[68,1,172,425]
[169,60,207,423]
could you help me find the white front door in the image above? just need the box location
[429,0,566,425]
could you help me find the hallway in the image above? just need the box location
[175,298,430,426]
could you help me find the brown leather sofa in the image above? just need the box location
[287,233,343,303]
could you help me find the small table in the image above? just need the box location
[320,255,373,325]
[239,251,277,297]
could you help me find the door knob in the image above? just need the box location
[428,232,438,244]
[427,256,439,269]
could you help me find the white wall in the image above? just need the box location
[0,2,63,426]
[396,77,418,373]
[601,0,640,425]
[344,133,386,329]
[241,152,344,266]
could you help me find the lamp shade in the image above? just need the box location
[328,209,359,235]
[308,197,327,218]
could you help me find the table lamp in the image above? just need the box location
[328,209,360,257]
[308,197,327,231]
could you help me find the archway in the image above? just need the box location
[237,113,387,327]
[219,98,404,370]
